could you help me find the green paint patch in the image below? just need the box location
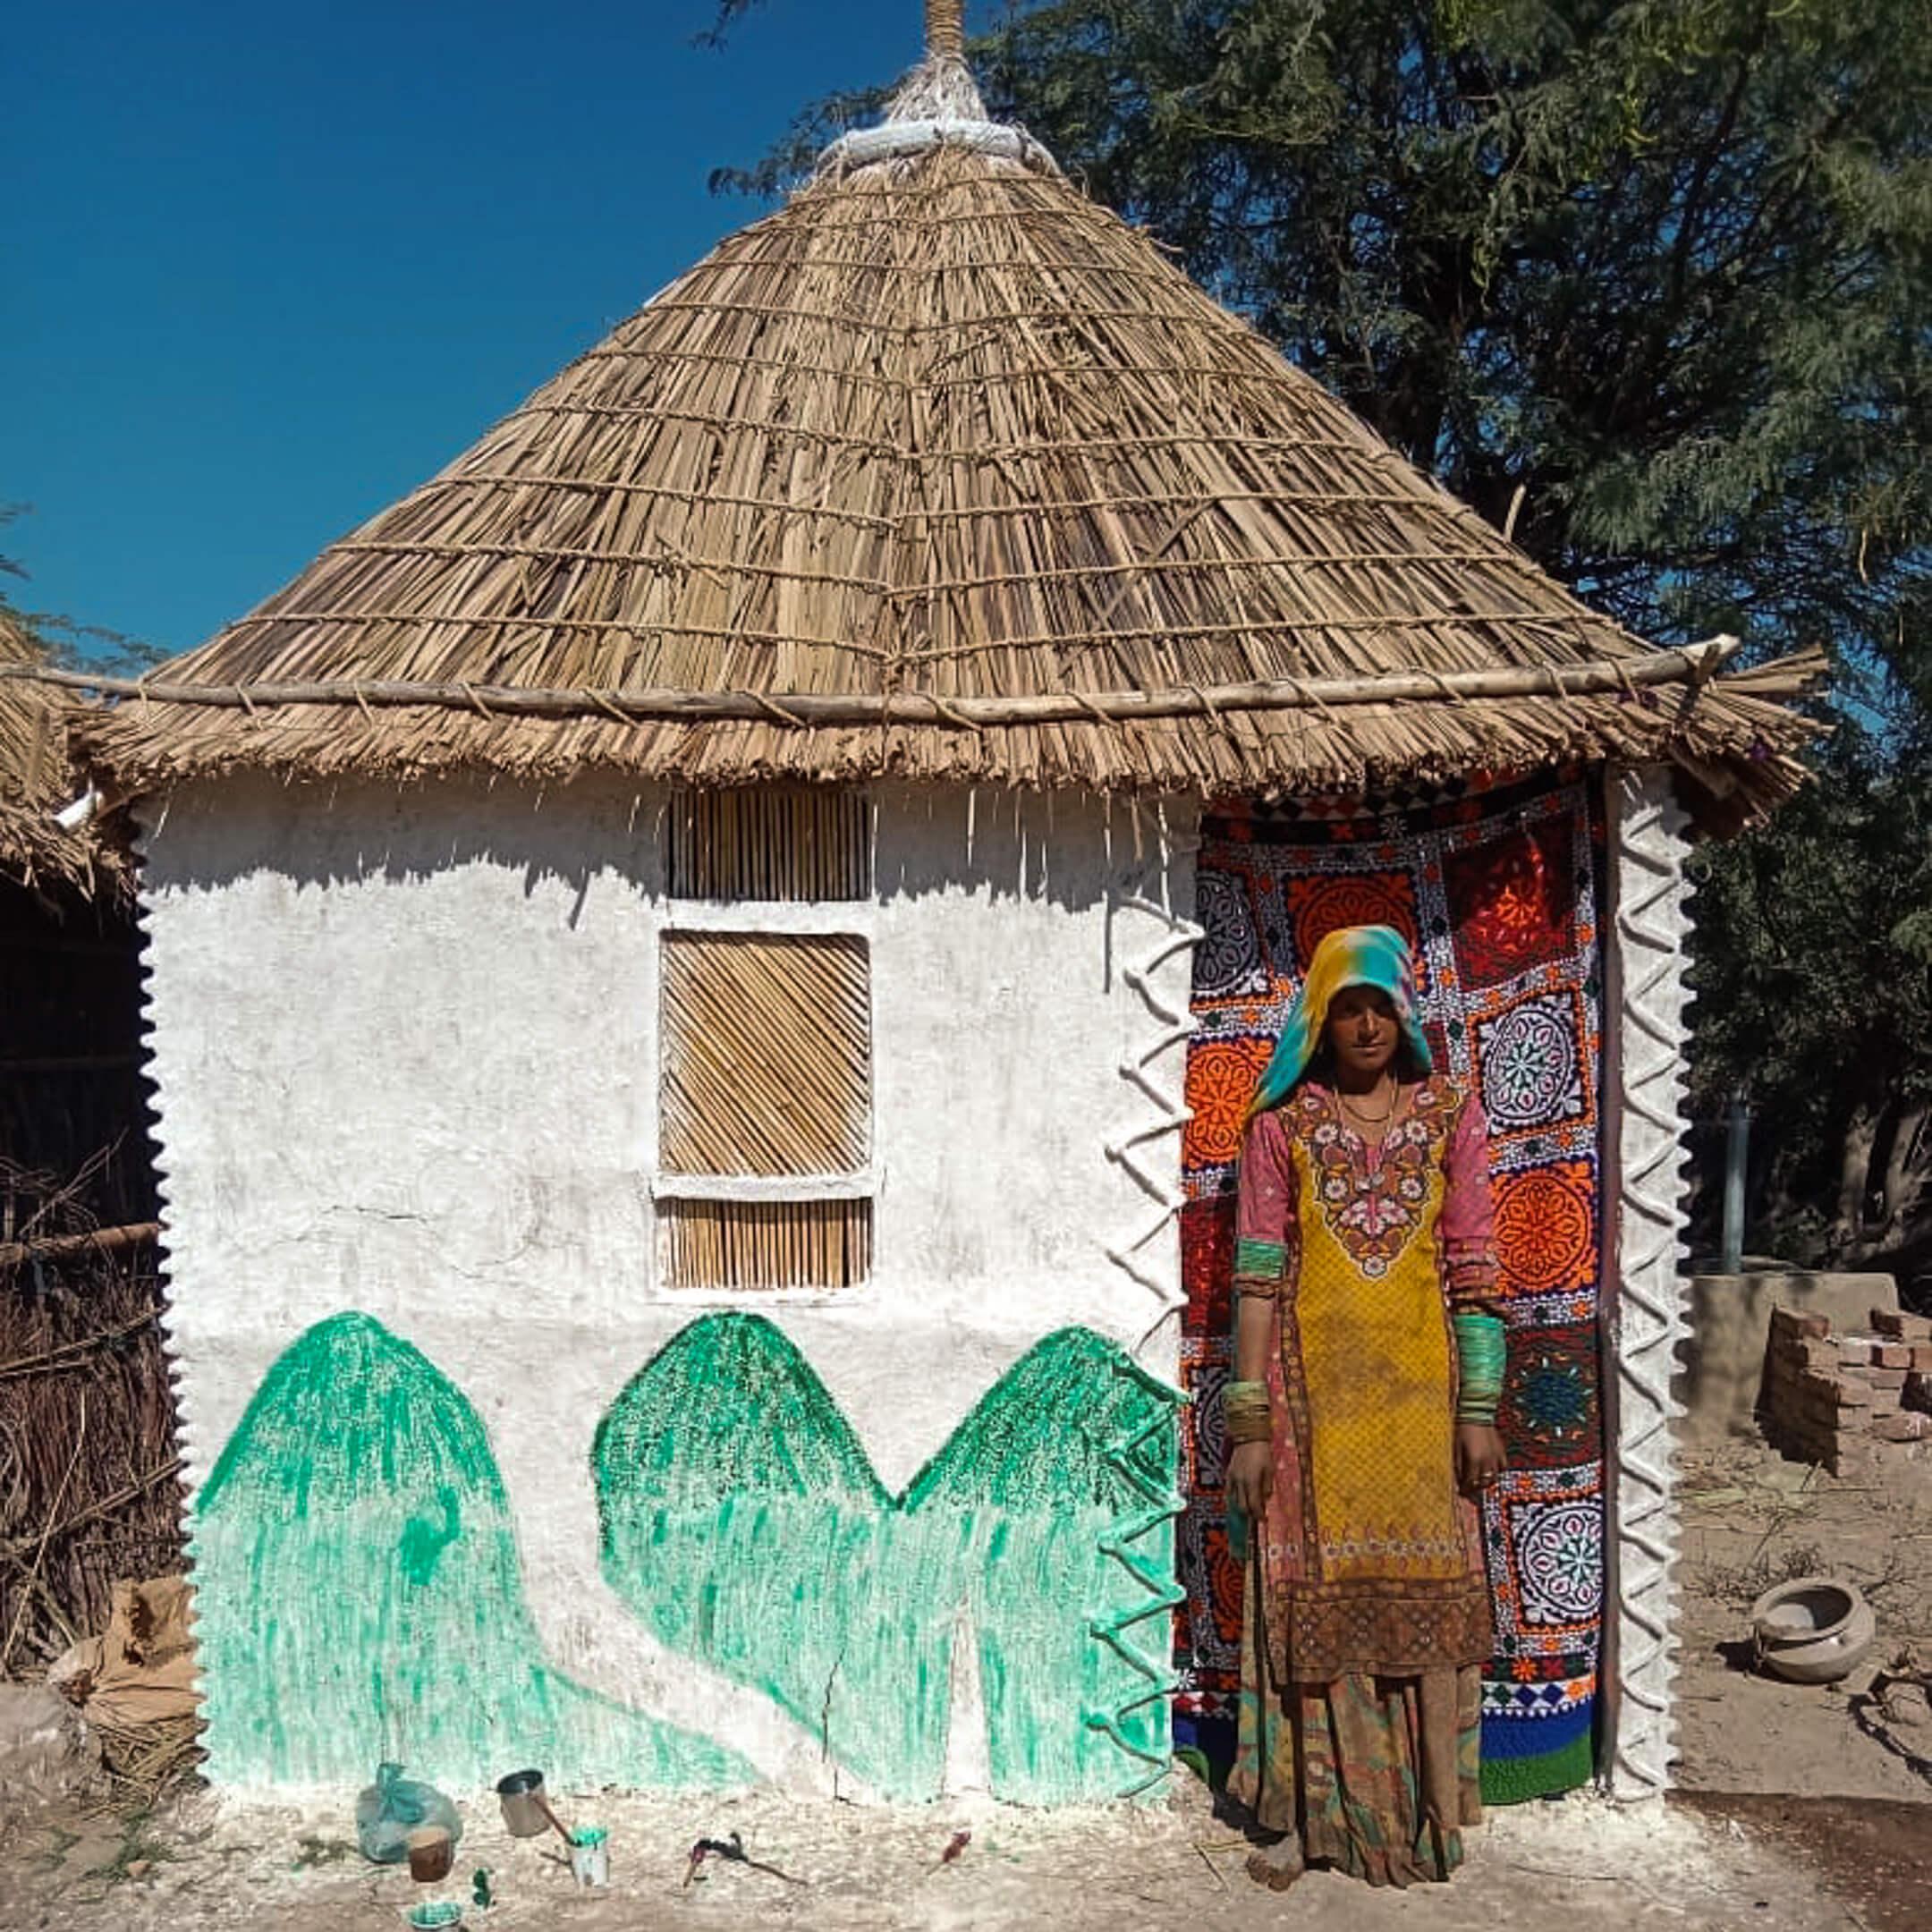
[193,1312,750,1789]
[595,1318,1181,1801]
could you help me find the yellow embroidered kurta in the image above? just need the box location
[1226,1076,1500,1885]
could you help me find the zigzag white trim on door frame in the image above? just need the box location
[1606,766,1694,1800]
[1100,798,1203,1356]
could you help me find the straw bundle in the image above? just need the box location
[78,106,1816,816]
[0,614,106,894]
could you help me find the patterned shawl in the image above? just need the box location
[1247,924,1433,1120]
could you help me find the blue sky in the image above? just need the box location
[5,0,925,665]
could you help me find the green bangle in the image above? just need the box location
[1453,1312,1506,1425]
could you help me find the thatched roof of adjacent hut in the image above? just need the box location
[0,613,105,894]
[79,43,1816,819]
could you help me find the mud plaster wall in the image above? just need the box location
[136,776,1196,1800]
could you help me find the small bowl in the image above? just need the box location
[1750,1574,1877,1685]
[405,1905,463,1931]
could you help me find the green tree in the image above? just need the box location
[1690,733,1932,1270]
[0,504,157,674]
[720,0,1931,1274]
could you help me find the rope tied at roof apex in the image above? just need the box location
[825,9,1058,177]
[925,0,966,61]
[883,48,988,125]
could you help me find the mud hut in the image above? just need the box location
[78,7,1812,1806]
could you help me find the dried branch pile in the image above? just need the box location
[0,1159,180,1671]
[0,614,108,895]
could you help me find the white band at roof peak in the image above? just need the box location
[821,118,1061,175]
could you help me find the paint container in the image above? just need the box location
[404,1904,462,1931]
[567,1827,609,1888]
[494,1769,549,1839]
[407,1828,454,1884]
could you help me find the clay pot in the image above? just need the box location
[1750,1575,1877,1685]
[406,1826,454,1884]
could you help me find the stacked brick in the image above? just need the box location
[1758,1306,1932,1476]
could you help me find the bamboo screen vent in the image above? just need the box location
[659,932,872,1289]
[667,788,871,901]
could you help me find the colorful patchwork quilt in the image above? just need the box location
[1173,772,1606,1804]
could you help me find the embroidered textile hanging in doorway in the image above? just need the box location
[1174,771,1607,1804]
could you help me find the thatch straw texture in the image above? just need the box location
[0,615,102,894]
[80,138,1815,814]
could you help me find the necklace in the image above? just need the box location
[1335,1076,1398,1126]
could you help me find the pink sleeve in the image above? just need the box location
[1440,1089,1501,1310]
[1233,1109,1297,1293]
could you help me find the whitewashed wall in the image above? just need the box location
[139,775,1198,1788]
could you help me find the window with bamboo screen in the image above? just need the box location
[666,788,871,902]
[657,931,872,1290]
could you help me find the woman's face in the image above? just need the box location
[1325,985,1401,1080]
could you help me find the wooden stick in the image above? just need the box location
[0,1222,161,1271]
[532,1790,575,1846]
[0,1459,182,1558]
[7,638,1820,729]
[0,1309,160,1381]
[2,1391,86,1671]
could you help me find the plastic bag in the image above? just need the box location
[354,1760,462,1865]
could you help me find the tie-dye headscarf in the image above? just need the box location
[1246,924,1432,1120]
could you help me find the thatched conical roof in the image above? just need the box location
[80,51,1814,817]
[0,613,105,894]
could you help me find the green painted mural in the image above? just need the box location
[191,1312,750,1787]
[594,1318,1182,1801]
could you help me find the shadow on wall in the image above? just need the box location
[135,774,1191,921]
[191,1309,1182,1800]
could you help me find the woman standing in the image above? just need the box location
[1223,925,1506,1889]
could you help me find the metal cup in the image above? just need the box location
[495,1768,549,1839]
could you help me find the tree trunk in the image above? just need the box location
[1852,1101,1932,1265]
[1833,1104,1881,1258]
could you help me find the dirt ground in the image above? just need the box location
[1,1429,1925,1932]
[1675,1435,1932,1804]
[0,1776,1880,1932]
